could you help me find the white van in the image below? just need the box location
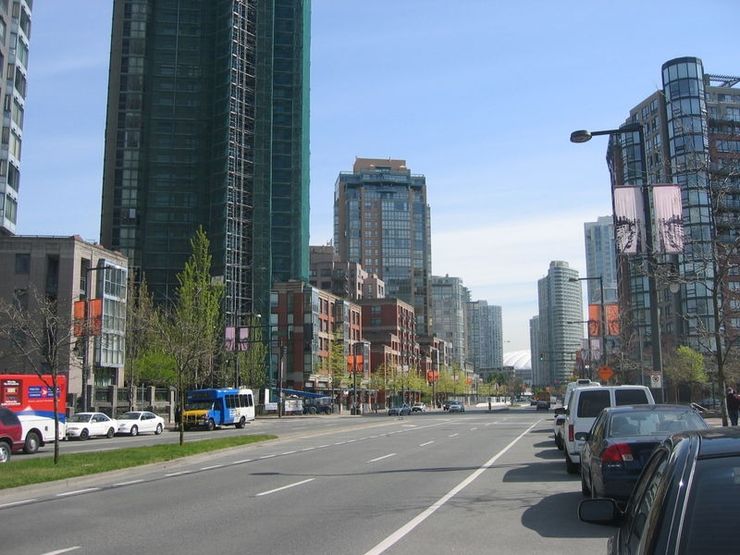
[553,379,600,450]
[563,385,654,473]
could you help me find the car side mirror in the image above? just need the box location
[574,431,590,441]
[554,407,566,415]
[578,498,622,526]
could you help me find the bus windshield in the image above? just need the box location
[186,400,215,411]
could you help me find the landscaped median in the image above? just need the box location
[2,434,277,490]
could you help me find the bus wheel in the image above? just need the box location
[207,419,215,431]
[237,417,246,429]
[0,441,10,463]
[23,431,41,454]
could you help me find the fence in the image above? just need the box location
[70,385,176,422]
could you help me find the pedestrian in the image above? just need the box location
[727,388,739,426]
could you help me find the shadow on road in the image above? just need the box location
[521,491,614,539]
[534,447,565,460]
[503,459,577,483]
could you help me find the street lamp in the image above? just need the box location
[571,123,664,402]
[569,276,607,374]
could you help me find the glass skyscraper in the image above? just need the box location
[334,158,433,337]
[100,0,310,326]
[0,1,31,236]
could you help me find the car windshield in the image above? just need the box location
[681,456,740,552]
[185,400,214,411]
[608,410,706,437]
[68,414,92,423]
[120,412,141,420]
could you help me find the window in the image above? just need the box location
[14,252,29,273]
[626,448,670,552]
[577,390,611,418]
[615,389,650,405]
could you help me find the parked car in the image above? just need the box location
[388,404,411,416]
[448,401,465,413]
[116,411,165,436]
[563,385,654,474]
[0,407,23,463]
[411,403,427,413]
[66,412,119,440]
[303,396,333,415]
[554,380,602,450]
[536,399,550,411]
[579,404,708,502]
[579,427,740,554]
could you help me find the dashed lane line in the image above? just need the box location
[56,488,100,497]
[368,453,396,463]
[256,478,315,497]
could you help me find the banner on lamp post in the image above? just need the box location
[614,186,646,255]
[653,184,684,254]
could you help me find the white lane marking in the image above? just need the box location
[112,479,144,487]
[346,439,357,443]
[485,423,493,426]
[317,444,330,448]
[419,441,434,447]
[335,441,347,445]
[201,464,223,470]
[40,548,81,555]
[368,453,396,463]
[449,433,459,438]
[0,498,37,509]
[282,450,296,455]
[232,459,252,464]
[165,470,191,477]
[301,447,315,451]
[470,427,478,431]
[256,478,315,497]
[56,488,100,497]
[363,420,540,555]
[368,435,378,439]
[259,454,276,459]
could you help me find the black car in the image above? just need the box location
[579,427,740,554]
[578,404,708,502]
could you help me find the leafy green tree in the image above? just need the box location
[163,227,224,445]
[327,331,348,407]
[664,345,707,402]
[237,314,269,390]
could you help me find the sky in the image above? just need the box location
[18,0,740,353]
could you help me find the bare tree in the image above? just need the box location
[0,288,77,464]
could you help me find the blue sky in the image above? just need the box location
[19,1,739,352]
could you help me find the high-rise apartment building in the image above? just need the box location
[0,1,32,235]
[529,315,545,386]
[584,216,618,305]
[608,57,740,354]
[536,261,583,385]
[466,301,503,372]
[430,275,469,369]
[100,0,310,328]
[334,158,432,336]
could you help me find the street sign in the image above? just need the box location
[598,366,614,382]
[650,373,662,389]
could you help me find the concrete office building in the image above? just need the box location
[584,216,618,305]
[100,1,311,339]
[0,1,32,235]
[334,158,433,336]
[608,57,740,355]
[536,261,583,385]
[466,301,503,372]
[431,275,470,369]
[0,236,127,403]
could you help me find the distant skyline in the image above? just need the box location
[18,1,739,352]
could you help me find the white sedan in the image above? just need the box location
[66,412,118,440]
[117,411,165,436]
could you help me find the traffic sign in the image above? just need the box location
[650,373,662,389]
[598,366,614,382]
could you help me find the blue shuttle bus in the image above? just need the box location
[182,388,255,431]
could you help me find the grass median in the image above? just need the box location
[2,434,277,490]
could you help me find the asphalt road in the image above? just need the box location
[0,408,612,555]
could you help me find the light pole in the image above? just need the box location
[571,123,664,402]
[569,275,607,374]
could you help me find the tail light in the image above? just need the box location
[602,443,634,464]
[568,424,574,442]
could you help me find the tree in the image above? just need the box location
[0,288,75,464]
[664,345,707,403]
[162,227,224,445]
[125,276,163,407]
[326,331,348,409]
[236,314,269,390]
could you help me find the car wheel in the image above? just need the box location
[80,428,89,440]
[130,425,139,437]
[308,407,317,415]
[0,441,10,463]
[207,418,215,431]
[155,423,163,435]
[23,431,41,454]
[107,427,115,438]
[237,416,246,428]
[565,452,579,475]
[555,435,563,450]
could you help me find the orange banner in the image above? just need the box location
[606,304,620,336]
[588,304,601,336]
